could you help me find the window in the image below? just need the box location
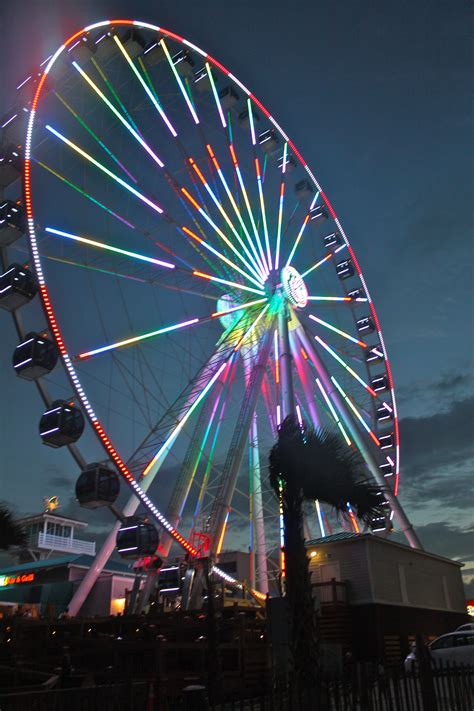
[431,636,455,651]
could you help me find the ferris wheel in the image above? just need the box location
[1,19,420,609]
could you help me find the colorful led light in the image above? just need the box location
[315,378,352,446]
[314,335,377,397]
[274,329,280,384]
[181,187,264,288]
[45,125,165,216]
[160,39,199,124]
[286,193,319,268]
[187,158,265,283]
[331,376,380,446]
[142,360,228,477]
[301,253,333,279]
[308,314,367,347]
[78,319,199,359]
[247,98,257,145]
[54,91,137,183]
[315,500,326,537]
[254,157,272,270]
[307,296,351,302]
[206,62,226,128]
[37,159,135,229]
[72,61,165,168]
[113,34,177,137]
[205,144,267,277]
[275,158,286,270]
[192,270,264,296]
[45,227,174,269]
[229,143,269,275]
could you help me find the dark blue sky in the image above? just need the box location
[0,0,472,588]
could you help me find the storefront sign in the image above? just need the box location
[0,572,35,587]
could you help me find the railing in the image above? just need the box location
[37,532,96,556]
[312,579,348,604]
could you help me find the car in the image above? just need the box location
[456,623,474,632]
[404,632,474,672]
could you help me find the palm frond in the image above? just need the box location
[269,416,387,524]
[0,504,27,550]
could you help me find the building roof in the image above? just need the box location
[0,554,134,577]
[17,512,88,527]
[305,532,463,568]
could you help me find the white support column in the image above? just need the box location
[68,343,231,617]
[209,319,276,556]
[249,413,269,594]
[294,318,422,550]
[278,304,295,419]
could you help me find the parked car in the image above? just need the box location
[404,632,474,672]
[456,623,474,632]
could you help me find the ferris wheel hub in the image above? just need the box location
[280,266,308,309]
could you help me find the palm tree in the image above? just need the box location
[0,504,27,551]
[269,416,386,705]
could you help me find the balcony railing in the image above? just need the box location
[37,532,96,556]
[311,579,348,605]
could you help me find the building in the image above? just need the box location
[307,532,468,662]
[16,510,96,561]
[0,509,136,618]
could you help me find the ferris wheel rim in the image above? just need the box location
[22,18,401,574]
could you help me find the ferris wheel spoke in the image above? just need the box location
[113,34,178,137]
[72,61,165,169]
[76,298,266,360]
[253,155,272,271]
[54,91,138,183]
[160,39,199,125]
[180,187,264,288]
[308,314,368,348]
[228,143,269,275]
[285,192,320,268]
[44,125,165,216]
[307,295,352,303]
[331,376,380,446]
[206,62,227,128]
[90,57,141,135]
[205,144,268,278]
[310,331,377,398]
[35,159,136,229]
[315,377,352,447]
[44,226,264,300]
[274,142,288,271]
[187,157,266,283]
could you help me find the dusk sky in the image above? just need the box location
[0,1,472,591]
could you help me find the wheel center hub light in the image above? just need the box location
[280,266,308,308]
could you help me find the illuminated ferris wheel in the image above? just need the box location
[0,19,420,608]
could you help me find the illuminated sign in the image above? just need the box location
[0,572,35,587]
[281,266,308,309]
[467,600,474,617]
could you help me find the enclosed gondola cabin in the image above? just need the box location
[0,200,26,244]
[12,332,58,380]
[116,519,159,559]
[0,264,38,311]
[39,400,85,448]
[0,147,22,189]
[76,464,120,509]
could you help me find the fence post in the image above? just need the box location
[416,634,438,711]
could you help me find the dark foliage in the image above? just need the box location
[0,503,27,550]
[269,416,386,525]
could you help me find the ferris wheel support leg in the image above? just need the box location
[250,413,269,595]
[208,320,276,557]
[288,328,320,428]
[294,319,423,551]
[278,305,296,419]
[68,344,230,617]
[159,378,227,559]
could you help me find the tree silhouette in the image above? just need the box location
[269,416,385,704]
[0,504,27,551]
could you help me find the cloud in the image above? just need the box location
[398,396,474,511]
[394,521,474,565]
